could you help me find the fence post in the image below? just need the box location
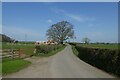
[11,49,14,59]
[19,49,23,58]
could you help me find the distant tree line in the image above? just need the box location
[82,37,90,44]
[81,37,117,44]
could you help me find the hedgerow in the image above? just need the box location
[74,45,120,76]
[35,44,64,54]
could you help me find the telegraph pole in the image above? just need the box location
[25,34,27,45]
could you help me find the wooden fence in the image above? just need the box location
[1,49,24,59]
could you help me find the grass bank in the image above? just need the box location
[2,58,31,75]
[71,45,79,56]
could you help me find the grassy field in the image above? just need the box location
[2,58,31,75]
[77,43,118,50]
[1,42,34,75]
[2,43,35,56]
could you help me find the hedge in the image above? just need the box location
[35,44,63,54]
[75,45,120,76]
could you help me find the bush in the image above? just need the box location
[35,44,63,55]
[75,45,120,76]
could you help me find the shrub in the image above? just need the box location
[35,44,63,55]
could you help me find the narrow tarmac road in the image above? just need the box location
[4,45,115,78]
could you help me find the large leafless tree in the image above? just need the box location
[46,21,74,44]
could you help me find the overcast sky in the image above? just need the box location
[2,2,118,43]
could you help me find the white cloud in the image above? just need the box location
[67,14,95,22]
[47,19,53,23]
[51,8,95,22]
[67,14,84,22]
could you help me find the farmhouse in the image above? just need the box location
[47,40,58,45]
[35,40,58,45]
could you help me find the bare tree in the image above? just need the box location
[46,21,74,44]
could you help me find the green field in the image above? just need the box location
[2,43,35,56]
[77,43,118,50]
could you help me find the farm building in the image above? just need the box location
[35,40,58,45]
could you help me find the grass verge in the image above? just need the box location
[71,45,79,56]
[2,59,31,75]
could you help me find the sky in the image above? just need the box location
[2,2,118,43]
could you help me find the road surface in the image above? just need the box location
[4,45,115,78]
